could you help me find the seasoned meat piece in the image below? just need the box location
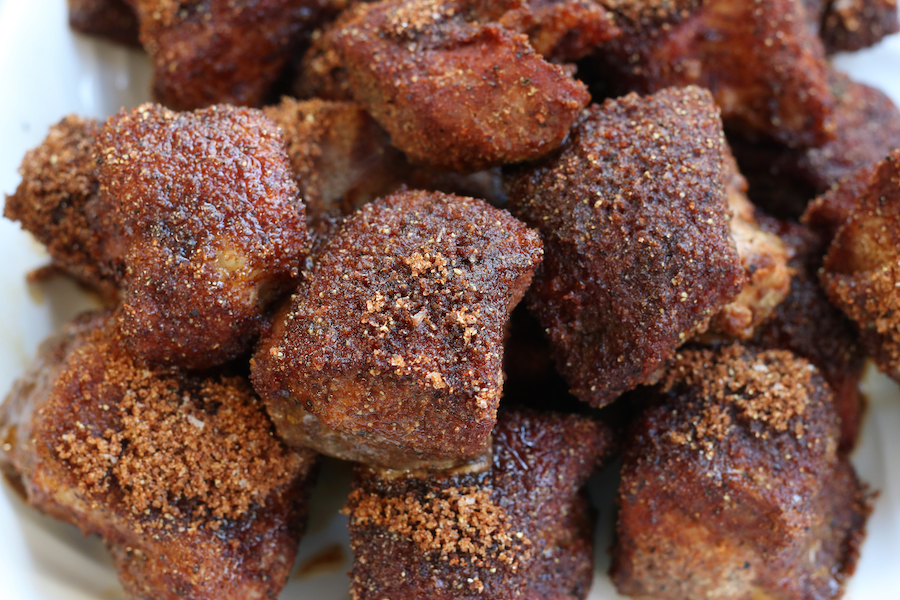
[263,98,506,225]
[709,163,792,340]
[752,219,864,453]
[68,0,140,46]
[129,0,343,110]
[821,0,899,53]
[491,0,620,62]
[818,150,900,381]
[506,87,743,408]
[612,344,869,600]
[323,0,590,171]
[3,115,118,302]
[0,312,318,600]
[594,0,836,148]
[95,103,309,369]
[730,72,900,218]
[803,162,879,242]
[252,190,542,470]
[344,409,616,600]
[295,0,614,102]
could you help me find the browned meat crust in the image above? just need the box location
[803,161,879,242]
[321,0,591,171]
[751,218,864,453]
[612,344,869,600]
[129,0,344,110]
[95,103,309,369]
[68,0,141,46]
[491,0,620,62]
[506,87,743,408]
[819,149,900,381]
[821,0,899,53]
[730,72,900,218]
[3,115,118,302]
[344,409,616,600]
[263,97,506,225]
[0,312,318,600]
[594,0,836,148]
[252,190,542,470]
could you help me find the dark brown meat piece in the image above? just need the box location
[0,312,318,600]
[295,0,615,102]
[321,0,591,171]
[803,161,879,242]
[752,218,864,453]
[263,97,506,225]
[344,409,615,600]
[129,0,343,110]
[612,344,869,600]
[594,0,836,148]
[3,115,118,302]
[490,0,621,62]
[252,190,542,470]
[821,0,899,53]
[506,86,743,408]
[68,0,140,46]
[730,72,900,218]
[818,149,900,381]
[95,103,309,369]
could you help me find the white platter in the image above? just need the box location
[0,1,898,598]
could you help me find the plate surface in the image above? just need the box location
[0,1,898,598]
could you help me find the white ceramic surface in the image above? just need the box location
[0,1,898,598]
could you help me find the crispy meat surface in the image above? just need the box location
[252,190,542,470]
[731,72,900,218]
[752,218,864,453]
[612,344,868,600]
[0,312,317,600]
[95,103,309,369]
[709,162,792,340]
[595,0,836,148]
[491,0,620,62]
[506,87,743,407]
[819,149,900,381]
[3,115,118,301]
[821,0,899,53]
[263,98,507,225]
[803,161,879,242]
[344,409,615,600]
[322,0,591,171]
[68,0,140,46]
[130,0,342,110]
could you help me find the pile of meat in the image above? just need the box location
[2,0,898,599]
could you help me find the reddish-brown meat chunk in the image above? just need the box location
[491,0,620,62]
[594,0,836,148]
[252,190,542,470]
[68,0,140,46]
[3,115,118,301]
[129,0,342,110]
[821,0,899,53]
[752,218,864,453]
[730,72,900,218]
[506,87,743,407]
[95,103,309,369]
[0,312,318,600]
[263,98,506,225]
[345,409,615,600]
[612,344,868,600]
[321,0,591,171]
[819,149,900,381]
